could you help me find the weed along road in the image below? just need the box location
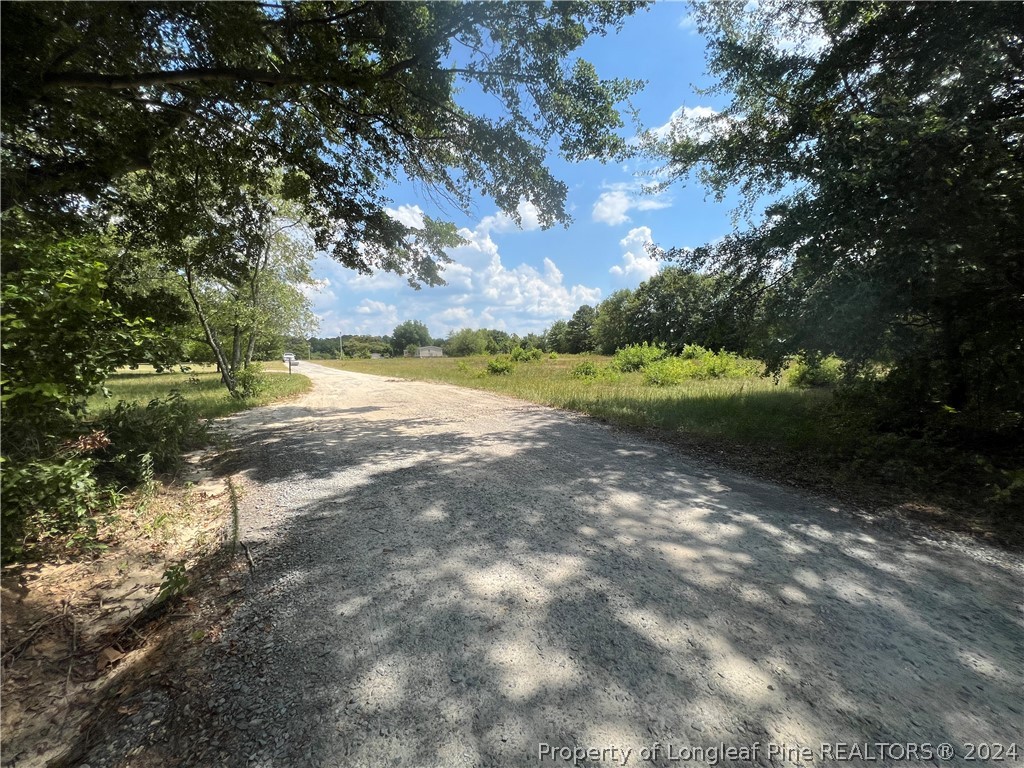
[81,362,1023,767]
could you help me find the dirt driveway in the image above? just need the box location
[78,363,1022,767]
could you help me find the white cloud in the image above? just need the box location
[312,205,603,337]
[355,299,396,317]
[592,190,632,226]
[385,204,425,229]
[592,183,672,226]
[678,12,697,33]
[648,105,724,143]
[477,199,543,234]
[610,226,660,282]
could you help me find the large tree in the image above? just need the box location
[3,1,645,286]
[592,289,634,355]
[391,320,432,356]
[565,304,598,354]
[656,2,1023,430]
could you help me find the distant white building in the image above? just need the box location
[415,346,444,358]
[370,353,382,359]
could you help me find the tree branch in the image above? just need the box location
[42,67,360,92]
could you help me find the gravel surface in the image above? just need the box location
[77,363,1023,767]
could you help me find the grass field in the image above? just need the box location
[317,355,835,451]
[87,362,312,420]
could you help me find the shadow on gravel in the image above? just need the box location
[69,396,1024,767]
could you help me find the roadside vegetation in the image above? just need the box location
[2,365,309,563]
[321,353,829,449]
[320,350,1020,541]
[87,364,311,421]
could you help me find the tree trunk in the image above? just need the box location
[230,324,242,374]
[244,331,258,368]
[242,239,271,369]
[184,262,236,394]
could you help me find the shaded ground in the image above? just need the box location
[68,363,1023,767]
[0,454,231,768]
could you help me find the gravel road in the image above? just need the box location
[79,363,1023,767]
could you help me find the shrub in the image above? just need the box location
[509,345,543,362]
[548,352,558,360]
[96,392,208,484]
[234,362,268,398]
[786,354,844,387]
[642,350,763,385]
[612,343,666,372]
[642,357,689,386]
[571,360,600,379]
[1,458,113,561]
[486,357,515,375]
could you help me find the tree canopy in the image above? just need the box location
[654,1,1023,428]
[3,1,645,286]
[391,320,432,355]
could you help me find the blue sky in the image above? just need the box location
[308,2,737,340]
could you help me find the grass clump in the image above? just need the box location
[571,360,600,379]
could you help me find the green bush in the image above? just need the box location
[612,343,666,372]
[509,345,543,362]
[486,357,515,375]
[680,343,709,359]
[571,360,600,379]
[786,354,844,387]
[96,392,208,485]
[642,349,763,385]
[1,458,113,561]
[642,357,689,386]
[234,362,268,398]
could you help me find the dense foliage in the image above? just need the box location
[3,1,645,285]
[653,1,1023,441]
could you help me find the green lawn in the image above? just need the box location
[317,356,835,451]
[87,362,312,420]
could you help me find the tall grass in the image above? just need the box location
[87,363,311,420]
[317,356,833,451]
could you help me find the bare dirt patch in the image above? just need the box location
[1,449,234,768]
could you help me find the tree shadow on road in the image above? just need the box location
[69,399,1024,767]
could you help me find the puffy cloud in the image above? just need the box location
[610,226,660,282]
[477,199,543,234]
[384,203,425,229]
[313,205,602,336]
[592,189,632,226]
[592,183,672,226]
[648,105,724,142]
[355,299,395,316]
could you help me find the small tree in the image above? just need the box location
[445,328,489,357]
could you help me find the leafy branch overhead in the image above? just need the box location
[2,1,646,285]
